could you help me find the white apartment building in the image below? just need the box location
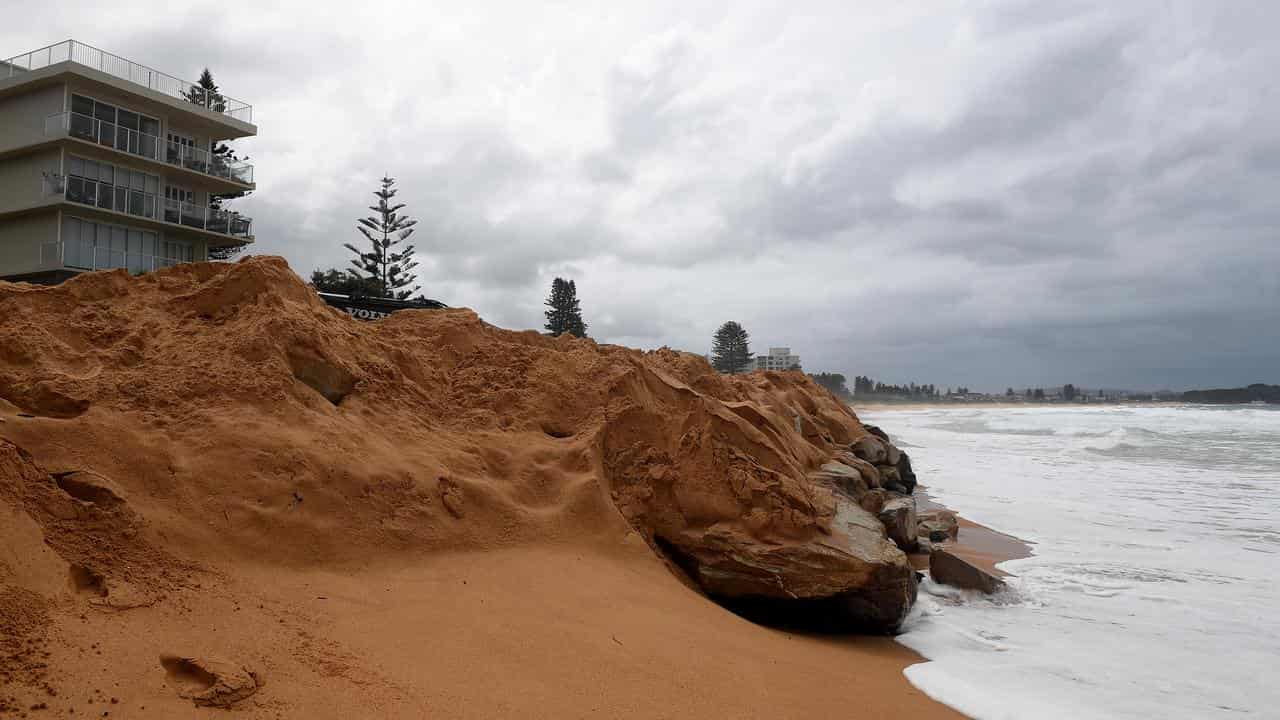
[0,40,256,283]
[754,347,801,371]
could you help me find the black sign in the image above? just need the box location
[317,292,447,321]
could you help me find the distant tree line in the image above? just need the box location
[809,373,850,398]
[1182,383,1279,404]
[851,376,943,399]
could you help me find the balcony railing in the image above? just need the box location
[5,40,252,122]
[42,174,253,240]
[44,111,254,185]
[162,198,253,239]
[41,240,184,274]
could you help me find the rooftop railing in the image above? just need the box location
[44,111,255,185]
[4,40,253,122]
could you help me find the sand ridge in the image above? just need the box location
[0,257,965,718]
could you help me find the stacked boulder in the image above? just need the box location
[812,426,921,557]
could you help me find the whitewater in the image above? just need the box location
[865,404,1280,720]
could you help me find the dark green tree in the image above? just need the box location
[184,69,251,260]
[809,372,850,398]
[310,268,384,297]
[344,176,420,299]
[543,278,588,337]
[184,68,226,112]
[1063,383,1077,401]
[711,321,753,374]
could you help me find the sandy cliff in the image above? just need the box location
[0,257,952,718]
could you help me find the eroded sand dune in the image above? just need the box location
[0,257,957,718]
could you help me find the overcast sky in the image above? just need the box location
[6,1,1278,391]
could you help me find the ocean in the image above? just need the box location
[861,404,1280,720]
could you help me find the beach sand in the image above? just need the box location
[2,534,966,719]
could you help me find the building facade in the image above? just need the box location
[754,347,801,371]
[0,40,256,283]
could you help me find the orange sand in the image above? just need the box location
[0,258,969,718]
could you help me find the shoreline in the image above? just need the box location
[910,486,1034,577]
[854,400,1188,411]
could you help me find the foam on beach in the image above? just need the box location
[871,404,1280,719]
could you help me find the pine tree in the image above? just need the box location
[184,68,226,113]
[543,278,588,337]
[344,176,420,299]
[184,68,250,260]
[710,321,753,374]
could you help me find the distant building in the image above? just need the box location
[754,347,801,372]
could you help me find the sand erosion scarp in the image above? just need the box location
[0,257,932,715]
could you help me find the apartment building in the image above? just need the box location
[754,347,801,371]
[0,40,256,283]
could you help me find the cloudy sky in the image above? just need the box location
[7,1,1278,391]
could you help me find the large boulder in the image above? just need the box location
[859,488,889,515]
[878,496,918,552]
[929,548,1005,593]
[862,424,891,443]
[850,435,888,465]
[811,461,869,501]
[918,509,959,542]
[666,495,917,633]
[895,451,918,493]
[836,453,882,488]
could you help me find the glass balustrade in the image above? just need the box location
[50,178,252,240]
[44,112,254,185]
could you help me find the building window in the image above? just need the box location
[162,240,194,264]
[61,216,160,273]
[69,94,160,159]
[65,155,159,220]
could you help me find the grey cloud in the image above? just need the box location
[9,0,1279,391]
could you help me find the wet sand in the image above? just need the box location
[910,488,1034,577]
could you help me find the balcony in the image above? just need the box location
[45,111,254,185]
[42,174,253,241]
[5,40,252,122]
[162,198,253,239]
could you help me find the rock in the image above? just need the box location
[850,435,888,465]
[862,424,891,443]
[835,452,881,488]
[927,529,948,542]
[52,470,127,507]
[929,549,1005,594]
[916,536,934,554]
[810,462,869,502]
[159,655,263,708]
[861,425,901,466]
[817,462,869,499]
[878,497,917,552]
[662,494,917,634]
[895,452,917,493]
[884,444,901,467]
[859,488,888,515]
[438,478,465,518]
[877,465,902,487]
[918,509,958,541]
[883,482,908,495]
[860,422,890,440]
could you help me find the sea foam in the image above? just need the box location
[868,405,1280,719]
